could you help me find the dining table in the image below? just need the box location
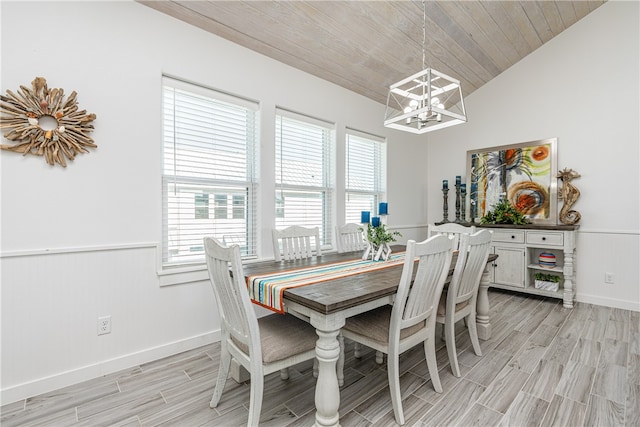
[241,245,498,427]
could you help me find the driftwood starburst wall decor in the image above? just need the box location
[0,77,97,167]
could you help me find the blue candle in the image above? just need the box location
[361,211,370,224]
[443,180,448,190]
[379,202,388,215]
[372,216,381,227]
[461,183,466,193]
[456,176,461,185]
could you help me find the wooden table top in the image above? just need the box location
[243,245,497,315]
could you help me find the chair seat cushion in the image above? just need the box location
[234,314,318,364]
[437,291,470,316]
[343,305,425,344]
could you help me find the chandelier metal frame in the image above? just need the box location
[384,1,467,134]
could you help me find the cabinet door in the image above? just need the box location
[493,246,525,288]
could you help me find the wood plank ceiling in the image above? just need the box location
[138,1,606,105]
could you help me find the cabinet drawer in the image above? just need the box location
[491,230,525,243]
[527,231,563,246]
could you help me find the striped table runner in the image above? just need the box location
[247,253,406,314]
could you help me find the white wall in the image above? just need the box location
[2,0,638,406]
[0,1,427,403]
[426,1,640,311]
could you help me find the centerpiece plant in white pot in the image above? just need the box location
[361,223,401,261]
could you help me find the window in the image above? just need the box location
[194,193,210,219]
[214,194,228,219]
[162,76,259,268]
[275,108,335,246]
[345,129,386,223]
[232,195,245,219]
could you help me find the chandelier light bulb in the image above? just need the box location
[404,106,413,124]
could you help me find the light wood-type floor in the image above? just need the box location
[2,290,639,426]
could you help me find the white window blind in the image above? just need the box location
[162,76,259,268]
[345,129,387,223]
[275,108,335,246]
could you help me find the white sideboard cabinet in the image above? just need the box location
[478,224,579,308]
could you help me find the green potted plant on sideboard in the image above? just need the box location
[534,272,561,291]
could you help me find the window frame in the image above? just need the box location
[161,76,259,270]
[345,128,387,224]
[274,108,336,248]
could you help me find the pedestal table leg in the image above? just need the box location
[476,264,492,340]
[312,320,342,427]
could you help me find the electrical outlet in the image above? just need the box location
[605,272,615,284]
[98,315,111,335]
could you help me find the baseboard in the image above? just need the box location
[576,293,640,312]
[1,330,221,406]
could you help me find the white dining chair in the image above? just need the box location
[427,223,476,250]
[340,234,455,425]
[335,223,367,253]
[272,225,322,261]
[436,229,492,377]
[272,225,331,381]
[204,237,318,427]
[335,223,383,365]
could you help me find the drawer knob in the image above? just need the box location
[511,235,515,239]
[542,236,546,241]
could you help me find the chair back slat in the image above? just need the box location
[427,223,476,250]
[204,237,258,351]
[392,234,454,331]
[272,226,322,261]
[453,229,492,305]
[336,223,366,253]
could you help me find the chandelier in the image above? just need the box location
[384,1,467,134]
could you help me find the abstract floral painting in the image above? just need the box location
[466,138,558,224]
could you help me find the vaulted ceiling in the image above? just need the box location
[139,1,606,105]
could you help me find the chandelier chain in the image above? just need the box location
[422,0,426,70]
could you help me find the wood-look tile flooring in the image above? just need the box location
[2,290,639,426]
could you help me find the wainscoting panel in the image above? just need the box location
[1,244,220,404]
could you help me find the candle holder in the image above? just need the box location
[436,188,451,224]
[470,182,477,223]
[454,182,462,223]
[460,185,467,222]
